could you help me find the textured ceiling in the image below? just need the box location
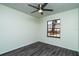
[1,3,79,18]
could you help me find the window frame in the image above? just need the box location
[47,19,60,38]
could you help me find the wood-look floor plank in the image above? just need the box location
[0,42,79,56]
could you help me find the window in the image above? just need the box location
[47,19,60,38]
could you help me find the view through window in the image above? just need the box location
[47,19,60,38]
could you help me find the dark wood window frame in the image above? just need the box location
[47,19,60,38]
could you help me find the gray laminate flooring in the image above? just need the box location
[0,42,79,56]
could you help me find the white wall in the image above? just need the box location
[39,8,79,51]
[0,5,39,54]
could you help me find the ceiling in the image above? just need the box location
[1,3,79,18]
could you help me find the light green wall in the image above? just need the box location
[39,8,79,52]
[0,4,79,55]
[0,4,39,54]
[78,8,79,52]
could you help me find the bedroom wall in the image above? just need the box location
[78,8,79,51]
[0,4,78,55]
[39,8,79,52]
[0,4,39,54]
